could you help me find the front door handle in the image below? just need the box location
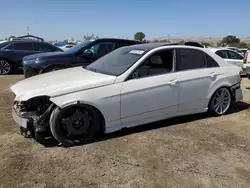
[168,79,178,85]
[209,72,216,78]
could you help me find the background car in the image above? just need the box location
[0,40,63,75]
[22,38,143,78]
[208,48,244,68]
[225,47,244,56]
[10,43,243,146]
[59,44,75,51]
[239,48,248,56]
[243,50,250,78]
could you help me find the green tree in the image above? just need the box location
[220,35,240,46]
[134,32,145,41]
[238,42,248,48]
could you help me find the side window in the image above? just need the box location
[176,49,206,71]
[14,42,33,51]
[84,42,116,57]
[205,54,219,67]
[4,44,14,50]
[227,50,243,60]
[119,41,132,47]
[130,49,175,79]
[34,43,54,52]
[215,50,228,58]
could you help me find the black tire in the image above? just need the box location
[44,65,64,73]
[208,87,232,116]
[0,59,12,75]
[49,104,101,147]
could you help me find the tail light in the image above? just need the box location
[243,51,248,64]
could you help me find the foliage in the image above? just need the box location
[134,32,145,41]
[238,42,248,48]
[152,39,170,43]
[220,35,240,46]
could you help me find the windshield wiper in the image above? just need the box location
[86,67,97,72]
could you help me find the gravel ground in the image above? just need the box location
[0,75,250,188]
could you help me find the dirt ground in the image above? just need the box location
[0,75,250,188]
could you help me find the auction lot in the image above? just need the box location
[0,75,250,188]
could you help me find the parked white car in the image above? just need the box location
[244,50,250,78]
[208,48,244,68]
[10,43,243,146]
[225,47,244,56]
[59,44,75,51]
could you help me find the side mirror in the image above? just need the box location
[82,50,93,57]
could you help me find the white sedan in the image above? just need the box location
[208,48,244,68]
[10,43,243,146]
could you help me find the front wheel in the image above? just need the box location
[0,59,12,75]
[49,105,101,146]
[209,87,231,116]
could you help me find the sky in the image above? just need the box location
[0,0,249,40]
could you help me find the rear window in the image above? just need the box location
[205,54,219,67]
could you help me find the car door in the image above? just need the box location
[3,42,36,67]
[75,41,118,67]
[175,48,220,113]
[120,49,180,127]
[227,50,244,67]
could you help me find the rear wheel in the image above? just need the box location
[50,105,101,146]
[209,87,231,116]
[0,59,12,75]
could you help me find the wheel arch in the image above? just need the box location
[42,64,66,73]
[207,84,233,107]
[50,98,106,132]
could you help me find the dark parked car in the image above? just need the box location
[22,38,143,78]
[0,40,63,75]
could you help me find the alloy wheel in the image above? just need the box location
[211,88,231,115]
[0,60,11,74]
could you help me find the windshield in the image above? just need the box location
[65,40,93,54]
[86,46,146,76]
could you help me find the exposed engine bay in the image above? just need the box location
[13,96,55,141]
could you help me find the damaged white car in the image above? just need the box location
[10,43,243,146]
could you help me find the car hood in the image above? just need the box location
[10,67,117,101]
[23,52,71,60]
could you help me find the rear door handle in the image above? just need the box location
[168,79,178,85]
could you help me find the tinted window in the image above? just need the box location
[215,50,228,58]
[84,42,116,57]
[176,49,206,71]
[227,50,243,60]
[205,54,219,67]
[34,43,54,52]
[4,44,14,50]
[65,40,93,54]
[14,42,33,51]
[119,41,133,47]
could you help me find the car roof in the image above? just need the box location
[119,42,178,52]
[94,38,143,43]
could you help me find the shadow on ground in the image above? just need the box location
[40,101,250,148]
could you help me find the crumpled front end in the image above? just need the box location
[12,96,55,140]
